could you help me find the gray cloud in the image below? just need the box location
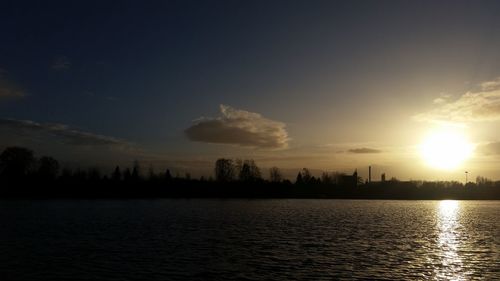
[348,147,382,154]
[51,55,71,70]
[476,142,500,156]
[185,104,289,149]
[0,118,132,148]
[414,77,500,123]
[0,71,24,100]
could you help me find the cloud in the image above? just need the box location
[185,104,289,149]
[0,70,24,100]
[432,93,451,105]
[432,97,447,104]
[51,55,71,70]
[414,77,500,123]
[479,77,500,92]
[476,141,500,155]
[0,118,132,149]
[347,147,382,154]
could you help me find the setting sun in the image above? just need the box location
[2,2,500,281]
[420,129,474,170]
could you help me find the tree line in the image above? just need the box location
[1,146,499,199]
[0,146,357,185]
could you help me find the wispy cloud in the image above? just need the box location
[347,147,382,154]
[185,104,289,149]
[414,77,500,123]
[476,141,500,156]
[432,93,451,105]
[0,70,24,100]
[0,118,133,149]
[479,77,500,92]
[51,55,71,70]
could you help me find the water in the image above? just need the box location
[1,200,498,280]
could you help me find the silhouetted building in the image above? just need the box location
[339,170,358,187]
[381,173,386,182]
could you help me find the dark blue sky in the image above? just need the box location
[1,1,500,179]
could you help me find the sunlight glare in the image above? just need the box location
[438,200,459,217]
[436,200,465,280]
[420,129,473,170]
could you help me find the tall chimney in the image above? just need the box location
[369,166,371,183]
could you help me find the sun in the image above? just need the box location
[419,129,474,170]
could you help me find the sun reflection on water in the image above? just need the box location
[435,200,465,280]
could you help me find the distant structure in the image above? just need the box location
[381,173,386,182]
[368,166,371,183]
[339,169,358,187]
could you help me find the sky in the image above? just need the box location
[1,0,500,181]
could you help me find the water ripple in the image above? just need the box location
[0,199,498,280]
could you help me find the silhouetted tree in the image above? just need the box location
[132,160,140,181]
[0,147,36,180]
[215,158,235,182]
[301,168,312,184]
[60,167,73,181]
[1,146,499,200]
[296,172,303,185]
[476,176,493,187]
[73,168,88,182]
[321,172,335,185]
[269,167,282,183]
[123,168,132,182]
[165,169,172,182]
[239,160,261,182]
[234,159,243,174]
[112,166,122,181]
[88,167,101,182]
[37,156,59,180]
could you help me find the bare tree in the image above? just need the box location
[295,172,303,184]
[321,171,335,184]
[301,168,312,183]
[239,159,261,182]
[269,167,282,183]
[112,166,121,181]
[476,176,493,187]
[0,147,35,180]
[37,156,60,180]
[215,158,235,182]
[132,160,140,180]
[165,169,172,181]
